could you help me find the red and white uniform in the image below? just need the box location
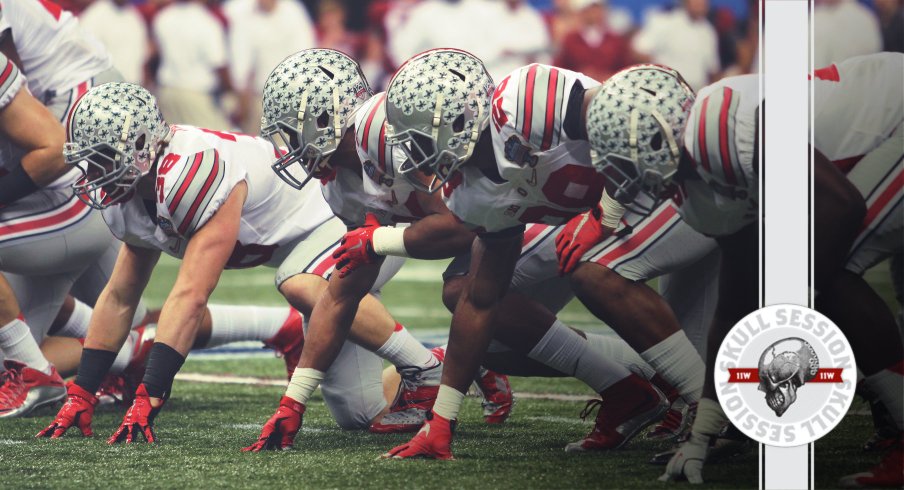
[678,74,760,238]
[812,53,904,274]
[0,0,112,104]
[0,52,125,341]
[443,64,718,354]
[101,125,334,269]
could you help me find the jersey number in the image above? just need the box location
[518,164,605,223]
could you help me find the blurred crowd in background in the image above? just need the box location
[47,0,904,134]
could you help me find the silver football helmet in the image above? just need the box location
[586,64,695,214]
[65,82,169,209]
[384,48,494,193]
[261,48,372,189]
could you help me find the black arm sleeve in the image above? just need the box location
[0,165,40,207]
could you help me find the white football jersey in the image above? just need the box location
[813,52,904,172]
[101,125,334,268]
[445,64,606,232]
[351,92,430,226]
[678,74,760,237]
[0,0,112,100]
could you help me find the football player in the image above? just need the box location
[36,82,447,442]
[245,49,678,452]
[339,50,717,459]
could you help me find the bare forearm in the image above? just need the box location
[300,287,361,372]
[21,146,67,187]
[401,214,474,259]
[83,287,139,352]
[155,290,208,356]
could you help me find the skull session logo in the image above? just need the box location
[715,304,856,447]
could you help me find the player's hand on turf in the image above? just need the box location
[555,205,613,275]
[381,411,455,460]
[108,384,163,444]
[36,382,98,438]
[333,213,381,278]
[659,432,710,484]
[242,396,305,452]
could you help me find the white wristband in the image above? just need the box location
[599,189,626,229]
[372,226,409,257]
[285,368,325,405]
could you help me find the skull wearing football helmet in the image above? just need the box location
[384,48,494,193]
[65,82,169,209]
[261,48,372,189]
[758,338,819,417]
[586,65,695,214]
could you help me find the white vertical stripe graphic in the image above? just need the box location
[763,2,811,489]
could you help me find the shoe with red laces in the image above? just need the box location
[263,308,305,380]
[839,444,904,488]
[473,367,514,424]
[370,352,443,434]
[96,326,156,406]
[0,360,66,418]
[381,410,456,460]
[565,373,668,452]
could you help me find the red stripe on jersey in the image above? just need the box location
[361,94,384,153]
[522,65,539,141]
[812,64,841,82]
[521,223,549,246]
[697,97,711,173]
[177,156,221,235]
[859,167,903,234]
[596,205,677,264]
[0,199,87,239]
[540,68,558,151]
[719,87,737,185]
[378,122,387,168]
[168,152,204,216]
[311,252,339,277]
[0,61,14,88]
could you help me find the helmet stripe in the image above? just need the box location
[717,87,738,186]
[360,94,385,153]
[703,88,727,184]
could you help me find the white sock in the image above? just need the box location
[0,319,50,374]
[528,320,631,393]
[205,304,292,348]
[285,367,325,404]
[640,330,705,403]
[586,332,656,380]
[691,397,728,437]
[109,330,139,374]
[375,324,438,370]
[861,363,904,429]
[432,384,466,420]
[54,299,92,338]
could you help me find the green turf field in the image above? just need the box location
[0,257,896,488]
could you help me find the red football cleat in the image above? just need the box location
[648,400,696,440]
[565,373,668,452]
[473,367,514,424]
[264,308,305,380]
[0,360,66,418]
[370,350,443,434]
[381,410,455,460]
[839,445,904,488]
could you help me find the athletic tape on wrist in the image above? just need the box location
[372,226,409,257]
[285,368,325,405]
[599,189,626,229]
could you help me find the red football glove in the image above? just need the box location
[555,205,614,276]
[36,381,98,438]
[242,396,305,452]
[332,213,382,278]
[108,384,164,444]
[381,411,455,460]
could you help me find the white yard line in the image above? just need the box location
[174,372,589,402]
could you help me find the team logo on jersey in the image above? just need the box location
[156,216,180,238]
[503,136,538,168]
[715,304,856,447]
[362,160,394,187]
